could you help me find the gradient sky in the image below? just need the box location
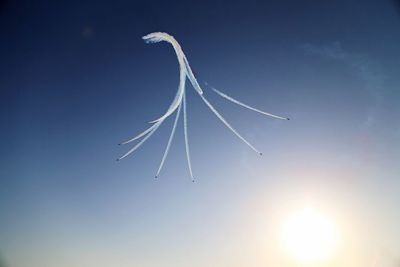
[1,0,400,266]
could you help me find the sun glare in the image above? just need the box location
[281,207,337,263]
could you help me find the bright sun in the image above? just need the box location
[281,207,338,263]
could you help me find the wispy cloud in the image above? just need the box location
[302,42,385,129]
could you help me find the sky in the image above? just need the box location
[1,0,400,266]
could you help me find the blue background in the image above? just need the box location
[1,0,400,266]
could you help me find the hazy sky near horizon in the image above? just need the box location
[1,0,400,266]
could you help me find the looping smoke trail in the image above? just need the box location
[118,32,288,178]
[148,69,186,123]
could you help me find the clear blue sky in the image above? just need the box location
[1,0,400,266]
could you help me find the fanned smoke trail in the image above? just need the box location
[118,32,288,179]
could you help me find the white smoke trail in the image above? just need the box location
[148,66,185,124]
[183,90,194,181]
[119,83,181,148]
[183,55,203,95]
[118,121,162,160]
[198,93,262,155]
[155,101,182,178]
[206,83,289,120]
[119,123,159,145]
[143,33,187,124]
[119,32,289,178]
